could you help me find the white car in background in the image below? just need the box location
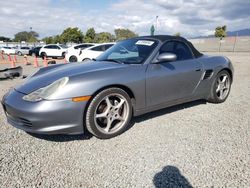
[1,47,16,54]
[39,44,68,58]
[66,43,115,62]
[16,46,31,56]
[65,43,95,62]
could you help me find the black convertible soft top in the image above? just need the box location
[140,35,203,58]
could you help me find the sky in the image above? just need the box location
[0,0,249,39]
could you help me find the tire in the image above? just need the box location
[82,58,90,62]
[86,88,132,139]
[69,56,77,62]
[31,53,36,57]
[208,70,231,103]
[62,52,66,58]
[18,51,22,56]
[41,52,47,58]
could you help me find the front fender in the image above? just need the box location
[52,65,147,110]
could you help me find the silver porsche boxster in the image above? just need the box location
[1,35,234,139]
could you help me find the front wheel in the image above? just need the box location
[18,51,22,56]
[85,88,132,139]
[69,55,77,62]
[208,70,231,103]
[40,52,47,59]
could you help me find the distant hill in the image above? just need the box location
[227,29,250,36]
[190,28,250,39]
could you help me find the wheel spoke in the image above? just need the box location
[96,112,107,119]
[115,99,125,111]
[104,118,113,132]
[216,85,220,93]
[219,89,223,99]
[116,115,125,121]
[221,75,227,83]
[105,97,113,108]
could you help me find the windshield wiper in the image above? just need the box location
[100,59,124,64]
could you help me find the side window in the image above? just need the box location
[44,45,51,49]
[160,41,193,61]
[50,45,60,49]
[159,42,174,54]
[74,45,82,49]
[104,44,113,50]
[91,45,104,52]
[75,44,92,50]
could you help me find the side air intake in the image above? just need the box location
[203,70,213,80]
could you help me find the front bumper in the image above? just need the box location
[1,89,86,135]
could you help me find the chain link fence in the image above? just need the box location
[189,36,250,52]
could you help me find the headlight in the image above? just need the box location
[23,77,69,102]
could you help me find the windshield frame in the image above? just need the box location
[96,38,159,65]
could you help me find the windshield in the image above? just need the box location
[59,44,68,49]
[96,38,158,64]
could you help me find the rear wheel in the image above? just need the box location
[86,88,132,139]
[62,52,66,58]
[208,70,231,103]
[18,51,22,56]
[69,55,77,62]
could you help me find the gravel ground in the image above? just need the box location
[0,52,249,187]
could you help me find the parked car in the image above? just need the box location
[39,44,68,58]
[66,43,114,62]
[2,35,234,139]
[16,47,31,56]
[1,47,16,54]
[29,46,42,57]
[65,43,95,62]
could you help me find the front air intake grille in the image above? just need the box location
[19,118,32,127]
[203,70,213,80]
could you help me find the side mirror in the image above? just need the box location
[155,53,177,63]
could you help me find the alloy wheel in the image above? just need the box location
[215,74,230,100]
[94,94,129,134]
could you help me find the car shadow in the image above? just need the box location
[153,165,193,188]
[27,131,92,142]
[132,99,206,124]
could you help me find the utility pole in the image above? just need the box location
[233,32,238,52]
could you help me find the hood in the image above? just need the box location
[15,61,127,94]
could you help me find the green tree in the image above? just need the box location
[215,25,227,39]
[14,31,39,42]
[95,32,113,43]
[150,25,155,36]
[174,32,181,37]
[0,36,12,42]
[53,35,61,43]
[60,27,83,43]
[42,36,54,44]
[84,28,96,43]
[114,28,138,41]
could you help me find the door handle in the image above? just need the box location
[195,68,201,71]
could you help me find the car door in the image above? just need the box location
[50,45,60,57]
[89,45,105,58]
[22,47,29,54]
[43,45,52,56]
[146,40,203,107]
